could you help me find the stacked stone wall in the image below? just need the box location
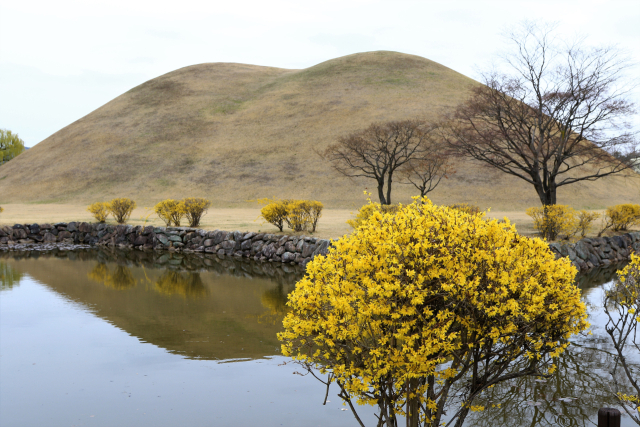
[549,232,640,271]
[0,222,332,267]
[1,222,638,271]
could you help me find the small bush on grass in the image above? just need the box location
[260,200,290,232]
[87,202,110,223]
[183,197,211,227]
[606,204,640,232]
[526,204,577,241]
[0,206,3,214]
[259,199,324,233]
[154,199,185,226]
[109,198,136,224]
[574,210,600,238]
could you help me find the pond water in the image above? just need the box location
[0,249,637,427]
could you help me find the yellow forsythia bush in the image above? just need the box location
[605,204,640,231]
[575,210,600,238]
[0,206,4,214]
[87,202,110,223]
[154,199,185,226]
[183,197,211,227]
[108,198,136,224]
[347,202,400,229]
[261,200,290,232]
[285,200,324,232]
[279,197,588,427]
[526,204,578,241]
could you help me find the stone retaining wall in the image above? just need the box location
[549,232,640,271]
[0,222,332,267]
[1,221,638,271]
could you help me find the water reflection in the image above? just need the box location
[0,261,22,291]
[0,248,636,426]
[88,263,137,290]
[1,248,301,361]
[155,271,208,299]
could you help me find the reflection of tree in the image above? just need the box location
[259,284,293,324]
[602,260,640,424]
[88,263,136,290]
[0,262,22,290]
[154,271,207,299]
[466,334,637,427]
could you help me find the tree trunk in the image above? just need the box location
[384,173,393,205]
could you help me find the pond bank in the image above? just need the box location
[1,222,638,272]
[0,222,331,267]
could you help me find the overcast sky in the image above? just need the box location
[1,0,639,147]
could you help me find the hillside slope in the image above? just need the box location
[1,51,637,209]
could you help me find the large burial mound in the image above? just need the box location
[1,51,638,209]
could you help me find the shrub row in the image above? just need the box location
[526,203,640,241]
[260,199,323,233]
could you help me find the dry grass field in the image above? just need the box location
[2,203,633,241]
[1,50,638,210]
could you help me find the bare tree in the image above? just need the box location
[323,120,430,205]
[443,21,639,206]
[399,145,453,198]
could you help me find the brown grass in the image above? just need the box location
[0,51,638,209]
[2,203,633,241]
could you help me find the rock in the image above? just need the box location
[251,233,265,242]
[296,239,304,253]
[42,233,56,243]
[574,241,590,260]
[203,239,215,247]
[301,243,316,258]
[168,235,183,243]
[67,222,78,232]
[79,222,92,233]
[282,252,296,262]
[156,234,170,246]
[134,236,147,246]
[278,235,288,246]
[29,224,40,234]
[240,239,252,251]
[221,240,235,250]
[57,230,72,240]
[13,229,28,240]
[312,240,331,257]
[262,243,277,258]
[276,246,285,256]
[251,240,265,255]
[284,241,296,252]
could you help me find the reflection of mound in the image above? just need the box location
[88,263,136,290]
[155,271,207,299]
[0,262,22,290]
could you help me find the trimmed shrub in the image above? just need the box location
[526,204,577,241]
[448,203,482,216]
[108,198,136,224]
[605,204,640,231]
[0,206,3,214]
[183,197,211,227]
[347,202,401,229]
[87,202,110,223]
[260,199,324,233]
[574,210,600,238]
[280,197,587,427]
[154,199,185,226]
[261,200,290,232]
